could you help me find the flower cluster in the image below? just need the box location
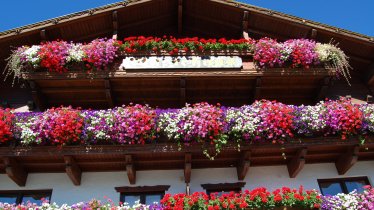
[252,100,295,143]
[109,104,157,145]
[282,39,319,68]
[158,103,228,159]
[5,36,350,82]
[160,186,321,210]
[122,36,253,55]
[321,186,373,210]
[38,40,71,73]
[3,98,372,157]
[0,199,163,210]
[83,38,119,70]
[324,98,363,140]
[0,108,14,144]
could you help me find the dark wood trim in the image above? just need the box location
[287,148,307,178]
[64,156,82,186]
[0,189,52,204]
[184,153,191,183]
[317,176,371,195]
[335,145,359,175]
[112,11,118,40]
[126,155,136,185]
[237,151,250,180]
[180,77,186,107]
[201,182,246,192]
[115,185,170,193]
[178,0,183,34]
[28,80,45,111]
[316,76,332,102]
[2,157,28,187]
[104,79,114,108]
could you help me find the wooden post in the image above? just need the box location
[336,145,359,175]
[178,0,183,34]
[310,28,317,39]
[242,11,249,40]
[184,153,191,183]
[29,81,46,111]
[40,29,47,42]
[316,77,331,102]
[180,77,186,107]
[104,79,114,108]
[112,11,118,40]
[64,156,82,186]
[253,77,261,101]
[287,148,307,178]
[3,157,28,186]
[237,151,250,180]
[126,155,136,185]
[367,95,373,104]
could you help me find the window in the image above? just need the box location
[0,190,52,205]
[201,182,246,196]
[318,177,371,195]
[115,185,170,206]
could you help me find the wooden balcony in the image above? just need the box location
[0,136,373,186]
[21,56,335,110]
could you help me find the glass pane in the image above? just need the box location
[345,180,368,193]
[0,195,17,204]
[145,194,162,205]
[22,193,50,205]
[320,182,344,195]
[123,195,141,206]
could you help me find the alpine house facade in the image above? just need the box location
[0,0,374,209]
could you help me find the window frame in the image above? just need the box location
[201,182,246,195]
[115,185,170,205]
[317,176,371,195]
[0,189,52,204]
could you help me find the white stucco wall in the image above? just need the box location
[1,161,373,205]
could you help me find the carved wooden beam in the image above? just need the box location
[242,11,249,40]
[112,11,118,40]
[287,148,307,178]
[29,81,46,111]
[367,95,373,104]
[64,156,82,186]
[180,77,186,107]
[126,155,136,185]
[316,76,331,102]
[184,153,191,183]
[365,63,374,86]
[310,28,317,39]
[253,77,261,101]
[40,29,47,42]
[336,145,359,175]
[237,151,250,180]
[104,79,114,108]
[178,0,183,34]
[3,157,28,186]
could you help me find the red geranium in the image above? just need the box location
[0,108,14,144]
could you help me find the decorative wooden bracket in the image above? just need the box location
[126,155,136,185]
[184,153,191,183]
[316,76,331,102]
[64,156,82,186]
[367,95,373,104]
[104,79,114,108]
[253,77,261,101]
[180,77,186,107]
[29,81,46,111]
[310,28,317,39]
[237,151,250,180]
[112,11,118,40]
[287,148,307,178]
[242,11,249,40]
[3,157,28,186]
[336,145,359,175]
[40,29,47,42]
[178,0,183,34]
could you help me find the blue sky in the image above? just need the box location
[0,0,373,36]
